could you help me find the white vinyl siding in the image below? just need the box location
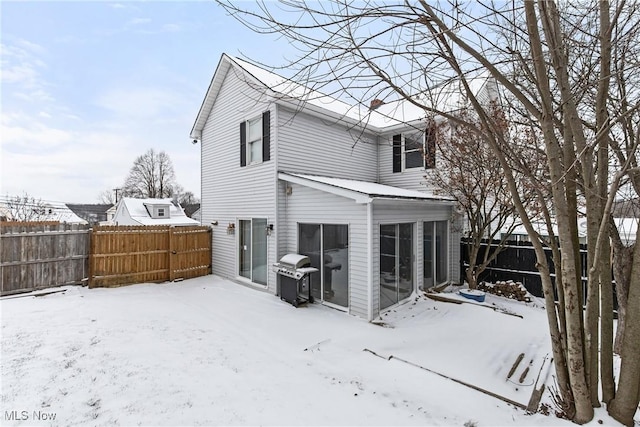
[277,106,378,181]
[279,182,369,318]
[378,136,431,191]
[200,67,277,292]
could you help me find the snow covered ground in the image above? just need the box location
[0,275,630,426]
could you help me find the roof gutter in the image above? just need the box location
[367,198,374,321]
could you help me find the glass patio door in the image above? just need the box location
[298,223,349,308]
[380,223,414,310]
[239,218,267,285]
[424,221,448,288]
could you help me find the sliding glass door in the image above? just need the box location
[239,218,267,285]
[298,223,349,308]
[424,221,448,288]
[380,223,414,310]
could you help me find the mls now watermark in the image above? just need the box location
[4,410,57,422]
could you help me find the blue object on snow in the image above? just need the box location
[459,289,486,302]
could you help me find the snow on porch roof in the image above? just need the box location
[279,172,455,203]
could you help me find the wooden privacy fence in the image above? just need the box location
[89,225,212,288]
[1,223,90,296]
[460,238,617,308]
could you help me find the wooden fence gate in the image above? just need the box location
[1,223,91,296]
[89,225,212,288]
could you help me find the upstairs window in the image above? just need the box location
[240,111,271,167]
[392,124,436,173]
[144,203,170,219]
[404,132,424,169]
[247,117,262,164]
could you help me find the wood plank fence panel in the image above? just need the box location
[89,225,211,288]
[170,226,212,281]
[1,223,90,296]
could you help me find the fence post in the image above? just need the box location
[169,226,175,282]
[88,227,95,288]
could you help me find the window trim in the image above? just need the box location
[402,132,425,170]
[392,124,436,173]
[240,110,270,167]
[246,115,263,165]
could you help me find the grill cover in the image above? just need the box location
[278,254,311,269]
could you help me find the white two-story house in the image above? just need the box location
[190,54,477,321]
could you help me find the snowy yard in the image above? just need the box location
[0,276,626,426]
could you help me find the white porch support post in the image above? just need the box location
[367,199,374,321]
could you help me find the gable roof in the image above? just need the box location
[42,202,88,224]
[182,203,201,218]
[279,172,455,204]
[67,204,114,224]
[115,198,199,226]
[191,54,498,139]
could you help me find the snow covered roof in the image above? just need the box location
[191,54,498,139]
[115,198,199,226]
[44,202,88,224]
[0,200,88,224]
[279,172,455,204]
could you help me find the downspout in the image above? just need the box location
[367,198,374,321]
[272,102,279,295]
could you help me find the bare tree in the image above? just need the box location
[178,191,199,206]
[122,149,179,199]
[217,1,640,424]
[97,189,116,204]
[2,193,48,222]
[427,104,538,289]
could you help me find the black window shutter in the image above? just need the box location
[392,134,402,173]
[425,125,436,169]
[240,121,247,167]
[262,110,271,162]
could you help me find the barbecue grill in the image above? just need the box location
[273,254,318,307]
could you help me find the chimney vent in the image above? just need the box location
[369,99,384,110]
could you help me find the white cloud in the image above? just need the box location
[1,105,200,203]
[161,23,181,33]
[95,87,187,119]
[128,17,151,25]
[1,118,141,203]
[1,39,53,104]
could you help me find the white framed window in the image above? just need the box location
[240,111,270,167]
[157,208,166,217]
[392,125,436,173]
[247,116,262,164]
[403,132,424,169]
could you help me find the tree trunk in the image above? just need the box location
[608,230,640,426]
[526,2,593,421]
[611,231,633,354]
[600,237,615,404]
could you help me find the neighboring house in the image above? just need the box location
[103,205,117,225]
[67,204,114,225]
[182,204,201,224]
[0,199,87,224]
[502,198,640,246]
[0,204,10,221]
[190,207,201,224]
[111,197,200,226]
[190,54,495,320]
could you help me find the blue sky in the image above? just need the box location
[1,1,286,204]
